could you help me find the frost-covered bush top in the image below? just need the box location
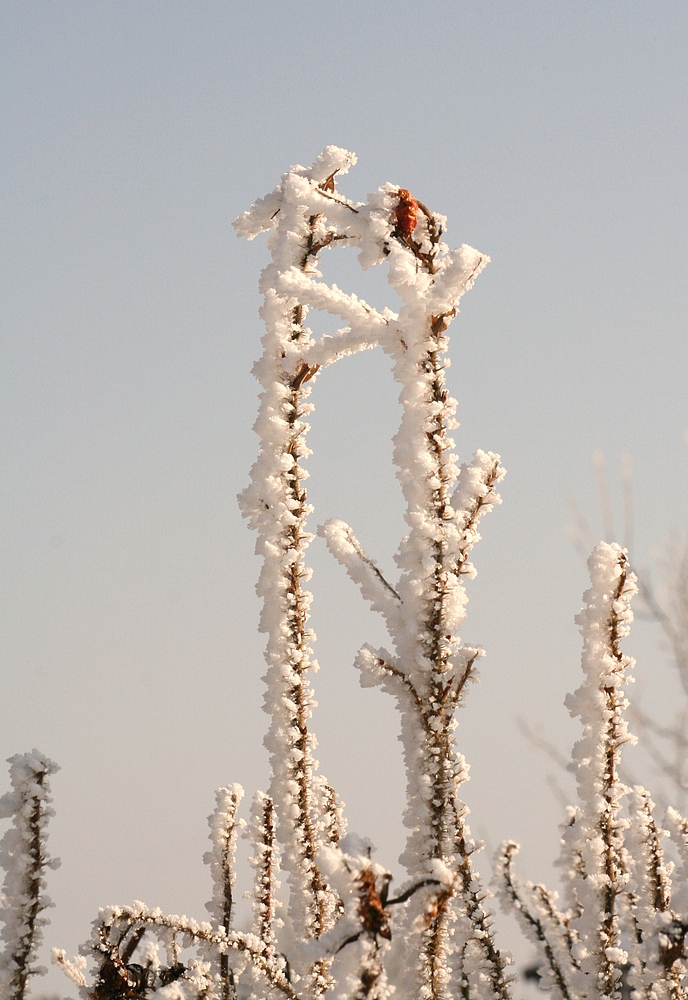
[3,146,685,1000]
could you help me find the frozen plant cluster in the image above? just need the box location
[233,145,508,1000]
[2,147,688,1000]
[498,543,688,1000]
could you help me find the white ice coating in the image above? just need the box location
[319,519,404,637]
[246,791,282,956]
[38,149,688,1000]
[563,543,637,999]
[496,841,579,1000]
[308,839,393,1000]
[0,750,59,1000]
[235,147,512,1000]
[495,543,680,1000]
[75,900,300,1000]
[204,784,244,992]
[623,787,687,1000]
[235,146,375,957]
[205,785,244,930]
[46,147,515,1000]
[323,188,510,1000]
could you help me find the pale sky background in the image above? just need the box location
[2,2,688,995]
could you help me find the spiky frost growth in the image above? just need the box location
[238,150,512,1000]
[495,544,688,1000]
[41,148,688,1000]
[74,900,298,1000]
[204,784,244,998]
[246,792,282,962]
[623,787,688,1000]
[0,750,60,1000]
[54,148,513,1000]
[320,181,511,998]
[496,842,579,1000]
[497,543,637,999]
[563,542,637,998]
[235,148,392,967]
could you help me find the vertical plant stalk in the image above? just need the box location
[43,146,688,1000]
[373,194,511,1000]
[625,789,688,1000]
[497,544,638,1000]
[321,181,511,999]
[564,542,638,999]
[234,148,391,995]
[248,792,281,960]
[497,544,688,1000]
[237,160,346,946]
[205,784,244,999]
[496,841,578,1000]
[0,750,60,1000]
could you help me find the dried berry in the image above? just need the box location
[395,188,418,240]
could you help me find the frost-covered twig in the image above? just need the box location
[317,177,510,999]
[0,750,60,1000]
[84,901,301,1000]
[247,792,281,959]
[235,148,376,965]
[624,787,687,1000]
[319,519,403,637]
[563,542,638,999]
[204,784,244,998]
[236,150,515,999]
[312,837,393,1000]
[497,544,683,1000]
[39,146,688,1000]
[496,842,578,1000]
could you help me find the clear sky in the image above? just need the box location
[2,2,687,994]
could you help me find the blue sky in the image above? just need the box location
[2,2,687,992]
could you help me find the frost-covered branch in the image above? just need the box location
[310,837,393,1000]
[323,181,509,1000]
[562,542,638,999]
[624,787,688,1000]
[49,145,688,1000]
[452,451,506,580]
[319,520,403,636]
[235,149,372,964]
[0,750,60,1000]
[83,901,301,1000]
[247,792,281,959]
[236,151,515,1000]
[495,544,688,1000]
[204,784,244,998]
[496,842,578,1000]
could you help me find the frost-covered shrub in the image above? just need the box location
[3,147,688,1000]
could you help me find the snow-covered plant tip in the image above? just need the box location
[0,751,59,1000]
[3,146,688,1000]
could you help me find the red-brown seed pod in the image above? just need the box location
[356,869,392,941]
[395,189,418,240]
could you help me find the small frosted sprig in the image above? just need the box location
[0,750,60,1000]
[247,792,282,957]
[204,784,245,998]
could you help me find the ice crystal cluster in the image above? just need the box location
[2,147,688,1000]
